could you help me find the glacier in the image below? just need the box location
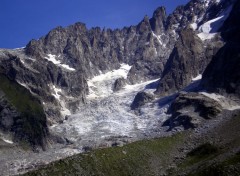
[50,63,170,149]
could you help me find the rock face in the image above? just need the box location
[155,28,206,95]
[0,6,174,123]
[155,27,223,96]
[131,92,154,110]
[0,0,227,122]
[0,49,89,123]
[164,92,222,130]
[155,0,235,96]
[201,0,240,99]
[112,77,126,92]
[0,0,238,148]
[0,91,19,131]
[0,74,48,149]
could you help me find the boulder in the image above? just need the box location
[131,92,154,110]
[164,92,222,130]
[112,77,126,92]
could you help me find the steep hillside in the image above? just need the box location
[201,0,240,98]
[0,74,48,149]
[23,110,240,176]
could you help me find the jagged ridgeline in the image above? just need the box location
[0,0,240,175]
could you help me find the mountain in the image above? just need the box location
[0,0,240,175]
[201,0,240,98]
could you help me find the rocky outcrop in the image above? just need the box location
[131,92,154,110]
[201,0,240,99]
[0,49,88,123]
[0,92,19,131]
[150,7,166,35]
[164,92,222,130]
[0,74,48,149]
[155,27,223,96]
[154,0,238,96]
[112,77,126,92]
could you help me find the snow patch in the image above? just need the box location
[197,4,233,41]
[200,92,240,110]
[204,0,211,7]
[152,32,163,45]
[50,85,71,117]
[200,92,224,102]
[0,136,14,144]
[2,138,13,144]
[52,85,62,100]
[87,63,132,99]
[44,54,75,71]
[190,16,199,30]
[51,77,170,147]
[13,47,25,50]
[197,33,217,41]
[192,74,202,81]
[17,81,37,96]
[191,22,198,30]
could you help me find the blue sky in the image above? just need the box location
[0,0,189,49]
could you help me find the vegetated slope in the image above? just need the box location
[23,110,240,176]
[0,73,48,149]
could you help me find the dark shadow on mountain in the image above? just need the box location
[144,80,159,90]
[157,93,178,107]
[182,80,202,92]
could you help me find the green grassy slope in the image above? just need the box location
[23,111,240,176]
[24,133,186,176]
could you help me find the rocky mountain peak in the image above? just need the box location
[137,15,152,34]
[150,6,167,35]
[1,0,240,174]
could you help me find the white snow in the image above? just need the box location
[51,67,170,147]
[172,23,180,28]
[200,92,224,102]
[197,4,233,41]
[52,85,62,100]
[190,16,199,31]
[200,92,240,110]
[192,74,202,81]
[152,32,163,45]
[16,81,37,96]
[87,63,132,99]
[13,47,25,50]
[60,101,71,117]
[153,47,158,56]
[50,85,71,117]
[0,136,14,144]
[3,138,13,144]
[191,22,198,30]
[44,54,75,71]
[197,33,217,41]
[204,0,211,7]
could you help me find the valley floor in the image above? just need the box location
[22,109,240,176]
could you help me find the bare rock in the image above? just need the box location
[112,77,126,92]
[164,92,222,130]
[131,92,154,110]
